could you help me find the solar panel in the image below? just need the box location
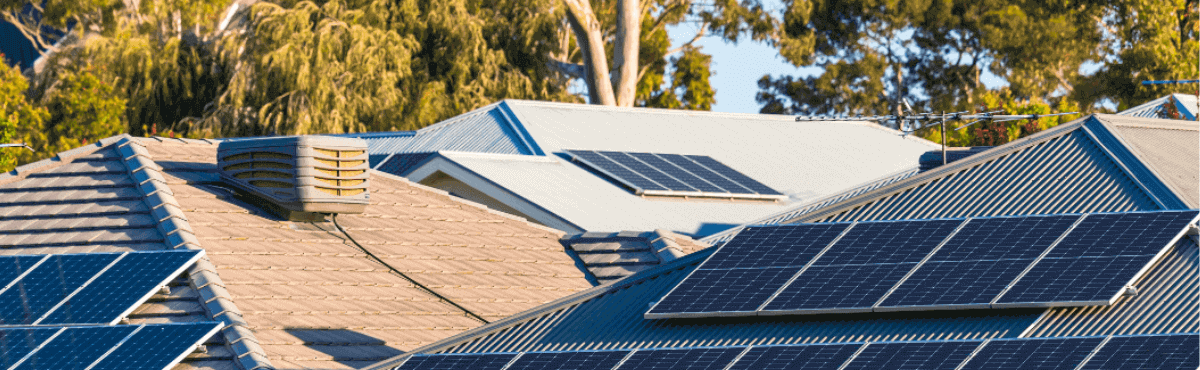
[565,150,785,200]
[505,351,630,370]
[0,253,119,325]
[959,337,1104,370]
[700,224,849,270]
[841,341,979,370]
[762,264,913,312]
[2,323,220,370]
[396,353,518,370]
[727,344,860,370]
[649,267,799,316]
[1079,334,1199,370]
[617,347,744,370]
[0,256,45,290]
[645,211,1198,319]
[40,250,203,324]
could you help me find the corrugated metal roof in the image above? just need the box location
[1095,115,1199,208]
[1118,93,1199,120]
[346,101,536,159]
[363,114,1199,370]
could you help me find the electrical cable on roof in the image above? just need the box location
[329,214,489,324]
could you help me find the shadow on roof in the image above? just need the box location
[285,329,405,367]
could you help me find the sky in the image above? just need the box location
[667,23,812,114]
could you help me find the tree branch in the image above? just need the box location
[548,59,587,79]
[668,28,706,55]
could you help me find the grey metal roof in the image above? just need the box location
[1118,94,1199,120]
[385,100,939,237]
[364,114,1199,370]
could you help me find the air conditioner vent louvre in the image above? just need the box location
[218,136,370,217]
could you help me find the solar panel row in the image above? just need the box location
[0,250,203,325]
[566,150,784,199]
[647,210,1198,318]
[0,322,221,370]
[393,334,1199,370]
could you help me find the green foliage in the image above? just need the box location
[18,69,126,166]
[917,92,1081,147]
[0,59,46,172]
[669,47,716,110]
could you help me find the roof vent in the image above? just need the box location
[218,136,370,219]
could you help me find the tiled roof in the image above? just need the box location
[362,114,1199,369]
[0,135,594,370]
[561,230,709,284]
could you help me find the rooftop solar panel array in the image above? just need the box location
[0,250,204,325]
[646,210,1198,318]
[565,150,785,200]
[392,334,1199,370]
[0,322,220,370]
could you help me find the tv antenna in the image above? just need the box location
[794,101,1078,165]
[0,143,34,152]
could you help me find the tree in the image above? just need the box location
[0,56,46,171]
[555,0,775,107]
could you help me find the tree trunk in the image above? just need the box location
[611,0,640,107]
[562,0,616,105]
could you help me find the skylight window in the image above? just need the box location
[565,150,785,201]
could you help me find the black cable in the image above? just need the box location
[330,214,489,324]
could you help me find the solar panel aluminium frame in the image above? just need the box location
[387,333,1199,370]
[2,322,221,370]
[644,211,1200,319]
[563,150,788,201]
[0,250,206,327]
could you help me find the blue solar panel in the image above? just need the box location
[618,347,743,370]
[930,215,1079,261]
[0,256,45,288]
[649,267,798,315]
[1048,211,1197,258]
[959,337,1104,370]
[656,154,753,194]
[396,353,518,370]
[630,153,726,193]
[728,344,860,370]
[762,264,913,311]
[813,220,961,265]
[701,224,849,270]
[684,155,781,195]
[569,150,667,191]
[505,350,629,370]
[881,260,1031,307]
[601,151,696,192]
[1080,334,1199,370]
[89,323,221,370]
[0,253,119,325]
[996,255,1153,304]
[12,325,137,370]
[40,250,201,325]
[0,327,58,369]
[841,341,980,370]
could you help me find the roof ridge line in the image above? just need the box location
[0,134,132,186]
[114,137,274,370]
[1080,118,1186,209]
[362,248,716,370]
[783,115,1093,224]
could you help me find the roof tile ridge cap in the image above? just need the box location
[0,134,132,186]
[114,137,274,370]
[360,247,715,370]
[369,169,566,237]
[787,116,1091,224]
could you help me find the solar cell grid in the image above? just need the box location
[630,153,726,193]
[881,259,1031,307]
[959,337,1104,370]
[727,344,860,370]
[568,150,667,191]
[1047,211,1198,258]
[701,224,849,270]
[0,254,119,325]
[12,325,136,370]
[841,341,980,370]
[996,255,1154,305]
[685,155,782,195]
[1080,334,1200,370]
[763,264,913,312]
[396,354,517,370]
[0,256,45,291]
[0,327,58,369]
[814,220,960,266]
[656,154,754,194]
[89,323,221,370]
[649,267,798,315]
[930,216,1079,261]
[602,151,696,192]
[40,250,200,325]
[616,348,743,370]
[505,351,630,370]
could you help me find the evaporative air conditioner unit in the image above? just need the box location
[218,136,370,217]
